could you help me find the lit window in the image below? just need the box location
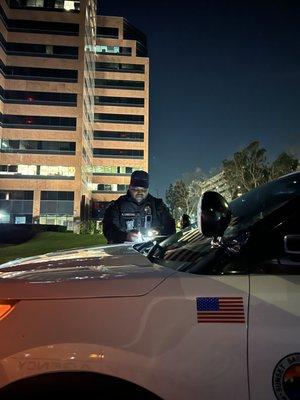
[18,165,37,175]
[45,45,53,55]
[64,1,73,10]
[95,46,120,54]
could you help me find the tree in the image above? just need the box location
[186,179,203,218]
[166,178,204,222]
[269,152,298,180]
[165,180,189,220]
[223,141,298,198]
[165,183,175,215]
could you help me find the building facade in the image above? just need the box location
[92,16,149,219]
[0,0,96,229]
[0,3,149,227]
[200,171,231,201]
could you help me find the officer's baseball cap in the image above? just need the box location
[130,170,149,188]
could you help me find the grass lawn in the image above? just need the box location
[0,231,107,265]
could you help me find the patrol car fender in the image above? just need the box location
[0,343,165,395]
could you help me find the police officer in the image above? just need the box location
[181,214,191,229]
[103,170,176,244]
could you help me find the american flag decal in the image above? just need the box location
[196,297,245,323]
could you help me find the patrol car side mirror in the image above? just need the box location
[198,191,231,239]
[284,235,300,255]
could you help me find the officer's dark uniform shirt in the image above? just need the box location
[103,192,176,244]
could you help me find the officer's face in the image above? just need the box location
[129,186,149,203]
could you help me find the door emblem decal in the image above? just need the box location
[273,353,300,400]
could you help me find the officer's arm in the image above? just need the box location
[156,200,176,236]
[102,202,127,244]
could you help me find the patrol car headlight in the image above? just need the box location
[0,301,18,320]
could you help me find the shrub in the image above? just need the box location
[79,220,102,235]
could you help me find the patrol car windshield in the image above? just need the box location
[227,172,299,237]
[150,173,300,273]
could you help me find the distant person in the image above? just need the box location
[103,170,176,244]
[181,214,191,230]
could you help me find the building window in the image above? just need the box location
[0,139,76,154]
[95,79,144,90]
[96,26,118,38]
[41,191,74,201]
[117,184,129,191]
[95,96,144,107]
[123,20,148,57]
[94,46,131,56]
[1,88,77,106]
[96,62,144,73]
[39,215,74,228]
[0,190,33,200]
[94,131,144,141]
[0,164,36,175]
[8,42,78,58]
[0,164,75,178]
[2,64,78,82]
[0,8,79,35]
[40,191,74,216]
[92,165,139,175]
[0,114,76,129]
[136,42,148,57]
[0,190,34,224]
[93,148,144,159]
[93,184,129,192]
[94,113,144,124]
[5,0,80,12]
[0,33,79,58]
[97,184,112,191]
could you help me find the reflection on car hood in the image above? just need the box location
[0,244,175,300]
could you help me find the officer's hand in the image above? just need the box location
[126,230,139,242]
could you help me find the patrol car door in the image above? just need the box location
[150,229,250,400]
[248,211,300,400]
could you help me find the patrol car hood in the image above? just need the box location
[0,244,174,300]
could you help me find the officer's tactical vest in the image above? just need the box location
[116,196,160,235]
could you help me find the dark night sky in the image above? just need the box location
[99,0,300,197]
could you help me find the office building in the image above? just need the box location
[92,15,149,218]
[0,0,92,228]
[200,172,231,201]
[0,4,149,226]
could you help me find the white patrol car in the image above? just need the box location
[0,172,299,400]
